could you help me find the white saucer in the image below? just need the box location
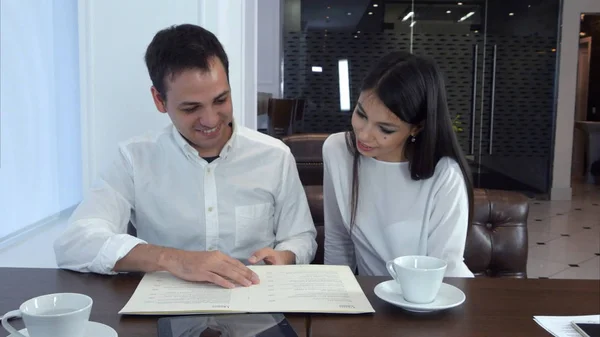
[374,280,466,313]
[6,321,117,337]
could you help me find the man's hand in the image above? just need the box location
[159,249,260,289]
[114,244,260,288]
[248,248,296,265]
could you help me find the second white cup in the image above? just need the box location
[1,293,92,337]
[386,255,447,304]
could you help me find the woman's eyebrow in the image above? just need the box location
[357,102,399,128]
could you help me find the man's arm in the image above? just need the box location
[115,244,259,288]
[268,150,318,265]
[54,146,144,274]
[54,145,259,288]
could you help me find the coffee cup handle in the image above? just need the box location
[2,310,27,337]
[386,261,397,279]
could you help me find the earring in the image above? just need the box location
[410,135,416,143]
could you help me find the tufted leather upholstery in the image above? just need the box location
[468,189,529,277]
[284,134,330,186]
[283,133,530,278]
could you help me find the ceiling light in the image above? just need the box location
[551,48,556,52]
[402,11,414,21]
[312,66,323,73]
[326,16,329,19]
[347,12,352,15]
[368,12,373,15]
[458,2,463,5]
[509,12,514,16]
[354,35,358,38]
[580,32,586,36]
[357,30,361,33]
[373,4,379,7]
[447,10,452,13]
[327,6,331,9]
[410,21,417,27]
[458,11,475,22]
[475,30,479,33]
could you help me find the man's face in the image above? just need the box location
[151,57,233,157]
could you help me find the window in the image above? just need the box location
[0,0,81,239]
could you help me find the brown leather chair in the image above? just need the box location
[267,98,296,137]
[282,133,530,278]
[292,99,306,134]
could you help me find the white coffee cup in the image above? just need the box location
[386,255,447,304]
[1,293,92,337]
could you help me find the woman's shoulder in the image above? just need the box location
[433,157,463,180]
[322,132,352,161]
[431,157,469,196]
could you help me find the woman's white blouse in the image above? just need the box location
[323,132,474,278]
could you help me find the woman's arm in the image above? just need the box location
[323,140,357,270]
[427,160,474,277]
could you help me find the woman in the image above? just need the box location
[323,51,474,278]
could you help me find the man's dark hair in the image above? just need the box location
[144,24,229,100]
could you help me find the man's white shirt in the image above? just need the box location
[54,122,317,273]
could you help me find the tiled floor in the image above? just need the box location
[1,182,599,280]
[526,182,600,279]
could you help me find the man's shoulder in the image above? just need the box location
[118,125,173,151]
[236,126,290,154]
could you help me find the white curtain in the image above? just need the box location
[0,0,81,239]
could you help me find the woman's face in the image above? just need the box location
[351,90,420,162]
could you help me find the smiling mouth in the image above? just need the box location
[195,124,221,135]
[357,140,375,151]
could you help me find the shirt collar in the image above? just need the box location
[170,119,238,160]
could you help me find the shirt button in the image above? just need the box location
[208,207,213,212]
[207,168,211,174]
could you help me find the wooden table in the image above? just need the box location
[0,268,307,337]
[309,276,600,337]
[1,269,598,337]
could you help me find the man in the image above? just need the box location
[54,24,317,289]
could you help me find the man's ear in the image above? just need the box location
[150,86,167,113]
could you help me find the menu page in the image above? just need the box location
[119,265,374,315]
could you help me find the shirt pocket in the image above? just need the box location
[235,203,274,247]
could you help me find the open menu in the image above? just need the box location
[118,265,375,315]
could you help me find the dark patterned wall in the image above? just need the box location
[478,36,557,193]
[282,0,560,194]
[284,31,475,154]
[283,32,557,161]
[480,36,558,158]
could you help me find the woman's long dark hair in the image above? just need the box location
[346,51,474,229]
